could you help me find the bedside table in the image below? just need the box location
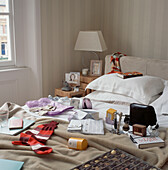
[80,75,99,95]
[55,88,85,98]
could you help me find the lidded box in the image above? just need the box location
[68,137,88,150]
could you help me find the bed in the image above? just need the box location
[0,55,168,170]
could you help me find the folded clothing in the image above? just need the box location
[29,105,56,116]
[26,98,74,116]
[68,109,99,121]
[67,119,104,135]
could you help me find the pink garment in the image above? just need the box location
[26,98,73,116]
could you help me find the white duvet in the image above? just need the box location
[23,82,168,128]
[86,89,168,128]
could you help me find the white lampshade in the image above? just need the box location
[74,31,107,52]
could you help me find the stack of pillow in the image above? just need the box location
[85,73,165,105]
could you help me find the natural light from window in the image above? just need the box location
[0,0,14,66]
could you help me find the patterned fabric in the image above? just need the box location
[26,98,74,116]
[108,52,127,74]
[12,121,59,154]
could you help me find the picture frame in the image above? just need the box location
[65,72,80,86]
[90,60,102,76]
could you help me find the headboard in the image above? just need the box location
[105,55,168,80]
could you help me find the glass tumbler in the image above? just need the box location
[0,110,9,128]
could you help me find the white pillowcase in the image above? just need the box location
[86,91,160,104]
[151,81,168,115]
[86,91,141,104]
[86,74,164,104]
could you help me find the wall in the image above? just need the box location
[0,0,42,106]
[102,0,168,60]
[17,0,42,101]
[41,0,168,97]
[41,0,104,97]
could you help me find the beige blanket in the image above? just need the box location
[0,103,168,170]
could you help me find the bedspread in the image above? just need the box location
[0,103,168,170]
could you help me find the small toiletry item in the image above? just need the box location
[106,108,117,124]
[68,137,88,150]
[82,98,92,109]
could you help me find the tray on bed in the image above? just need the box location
[71,148,159,170]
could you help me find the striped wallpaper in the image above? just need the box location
[41,0,168,96]
[102,0,168,60]
[41,0,103,96]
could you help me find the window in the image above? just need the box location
[0,0,14,66]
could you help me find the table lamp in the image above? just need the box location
[74,31,107,60]
[74,31,107,76]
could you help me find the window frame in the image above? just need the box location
[0,0,15,67]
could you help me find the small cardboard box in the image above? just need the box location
[133,124,146,137]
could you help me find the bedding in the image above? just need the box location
[86,90,160,104]
[0,55,168,170]
[86,73,164,104]
[0,102,168,170]
[151,81,168,115]
[151,81,168,127]
[87,96,168,128]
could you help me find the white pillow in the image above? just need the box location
[151,81,168,115]
[86,91,160,104]
[86,91,141,104]
[86,74,164,104]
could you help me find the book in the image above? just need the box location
[129,133,165,149]
[0,159,24,170]
[0,117,35,135]
[9,118,23,129]
[117,72,143,79]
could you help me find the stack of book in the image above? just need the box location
[117,72,143,79]
[129,132,165,149]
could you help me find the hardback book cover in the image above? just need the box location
[9,118,23,129]
[0,159,24,170]
[0,117,35,136]
[117,72,143,79]
[130,133,165,149]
